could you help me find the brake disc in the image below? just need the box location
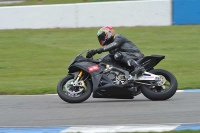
[64,79,84,95]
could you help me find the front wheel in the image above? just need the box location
[57,74,92,103]
[140,69,178,100]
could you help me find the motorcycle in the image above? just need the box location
[57,50,178,103]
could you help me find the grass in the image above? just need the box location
[0,0,130,6]
[0,25,200,94]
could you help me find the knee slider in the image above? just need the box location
[114,52,123,60]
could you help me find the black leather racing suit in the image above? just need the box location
[102,34,144,68]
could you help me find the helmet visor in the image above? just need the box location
[98,32,106,46]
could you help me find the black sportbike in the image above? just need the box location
[57,50,178,103]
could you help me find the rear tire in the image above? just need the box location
[57,75,92,103]
[140,69,178,100]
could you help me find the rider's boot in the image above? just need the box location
[131,65,145,76]
[127,60,145,76]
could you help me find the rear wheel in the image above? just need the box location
[140,69,178,100]
[57,74,92,103]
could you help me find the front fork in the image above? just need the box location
[74,71,83,84]
[72,71,87,90]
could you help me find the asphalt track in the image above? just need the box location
[0,91,200,127]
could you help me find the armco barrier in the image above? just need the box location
[75,1,171,27]
[0,0,171,30]
[173,0,200,25]
[0,4,77,29]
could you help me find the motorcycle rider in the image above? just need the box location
[86,26,145,76]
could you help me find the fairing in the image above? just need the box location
[138,55,165,70]
[67,54,165,99]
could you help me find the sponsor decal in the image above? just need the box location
[88,65,99,72]
[140,76,155,80]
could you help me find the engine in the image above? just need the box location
[105,71,126,85]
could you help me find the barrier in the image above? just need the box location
[76,1,171,28]
[173,0,200,25]
[0,0,171,29]
[0,4,77,29]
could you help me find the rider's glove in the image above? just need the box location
[86,50,96,58]
[96,48,104,54]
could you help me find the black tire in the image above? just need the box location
[57,75,92,103]
[140,69,178,100]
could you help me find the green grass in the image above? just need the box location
[0,0,129,6]
[0,25,200,94]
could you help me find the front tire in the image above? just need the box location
[57,75,92,103]
[140,69,178,100]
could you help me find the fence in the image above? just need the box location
[0,0,199,30]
